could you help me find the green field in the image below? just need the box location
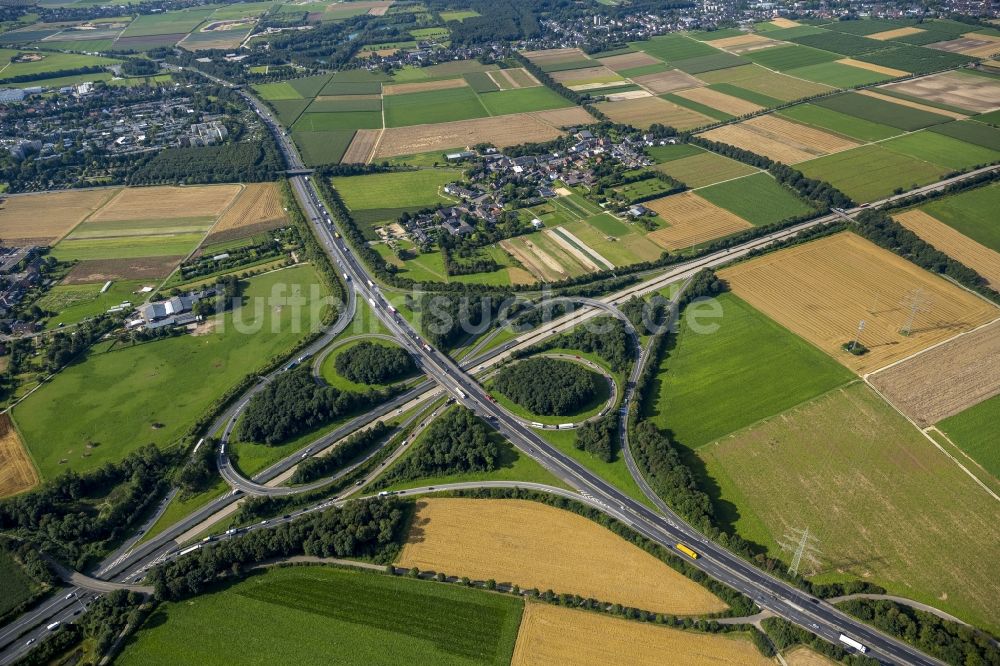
[117,566,524,666]
[856,44,973,75]
[777,104,901,142]
[293,111,382,131]
[254,81,303,101]
[654,151,759,189]
[671,52,747,75]
[0,50,117,81]
[646,143,704,163]
[786,30,885,56]
[306,97,382,113]
[937,393,1000,480]
[0,549,35,618]
[440,9,479,21]
[744,44,839,71]
[477,87,571,115]
[37,279,145,330]
[648,293,853,448]
[929,119,1000,152]
[118,8,214,37]
[697,173,814,226]
[293,130,355,166]
[699,383,1000,633]
[334,169,461,212]
[269,99,310,126]
[918,182,1000,251]
[51,234,205,261]
[13,266,332,479]
[384,87,488,127]
[629,34,717,62]
[661,93,733,122]
[813,92,951,131]
[785,61,891,88]
[881,130,1000,171]
[797,144,946,203]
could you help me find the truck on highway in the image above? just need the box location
[456,390,466,399]
[422,343,432,352]
[366,279,374,288]
[388,305,397,315]
[676,543,699,559]
[368,297,377,308]
[558,423,573,430]
[46,622,60,631]
[343,273,350,281]
[334,231,340,238]
[531,422,544,428]
[838,635,867,653]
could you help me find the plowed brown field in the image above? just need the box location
[720,232,999,373]
[397,498,726,614]
[880,71,1000,113]
[61,256,184,283]
[869,319,1000,425]
[511,604,772,666]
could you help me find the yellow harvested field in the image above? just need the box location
[208,183,288,240]
[492,68,540,89]
[710,33,775,50]
[869,26,927,40]
[595,96,714,130]
[858,89,969,119]
[880,71,1000,114]
[769,17,800,28]
[522,47,589,65]
[373,109,592,158]
[784,646,840,666]
[632,69,703,94]
[0,188,119,244]
[598,51,662,71]
[837,57,908,77]
[699,124,814,164]
[397,498,727,614]
[511,603,771,666]
[895,210,1000,288]
[551,65,621,84]
[869,319,1000,426]
[501,238,564,282]
[676,86,763,115]
[382,78,468,95]
[645,192,752,250]
[720,232,999,373]
[89,185,241,222]
[700,115,858,164]
[0,413,37,498]
[342,129,381,164]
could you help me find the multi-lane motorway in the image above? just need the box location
[2,77,992,664]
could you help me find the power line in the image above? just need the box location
[779,527,822,578]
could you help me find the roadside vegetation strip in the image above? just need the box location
[720,232,998,374]
[0,188,119,244]
[699,382,1000,634]
[510,603,772,666]
[867,319,1000,426]
[118,566,523,666]
[893,209,1000,287]
[396,498,727,615]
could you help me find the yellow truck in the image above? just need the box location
[676,543,699,559]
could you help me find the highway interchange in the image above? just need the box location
[1,77,994,664]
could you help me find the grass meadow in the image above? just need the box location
[797,144,946,202]
[647,293,854,449]
[383,87,488,127]
[919,182,1000,251]
[937,393,1000,479]
[777,104,901,142]
[697,173,814,226]
[117,566,524,666]
[13,266,331,479]
[0,549,35,618]
[334,169,460,211]
[699,383,1000,633]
